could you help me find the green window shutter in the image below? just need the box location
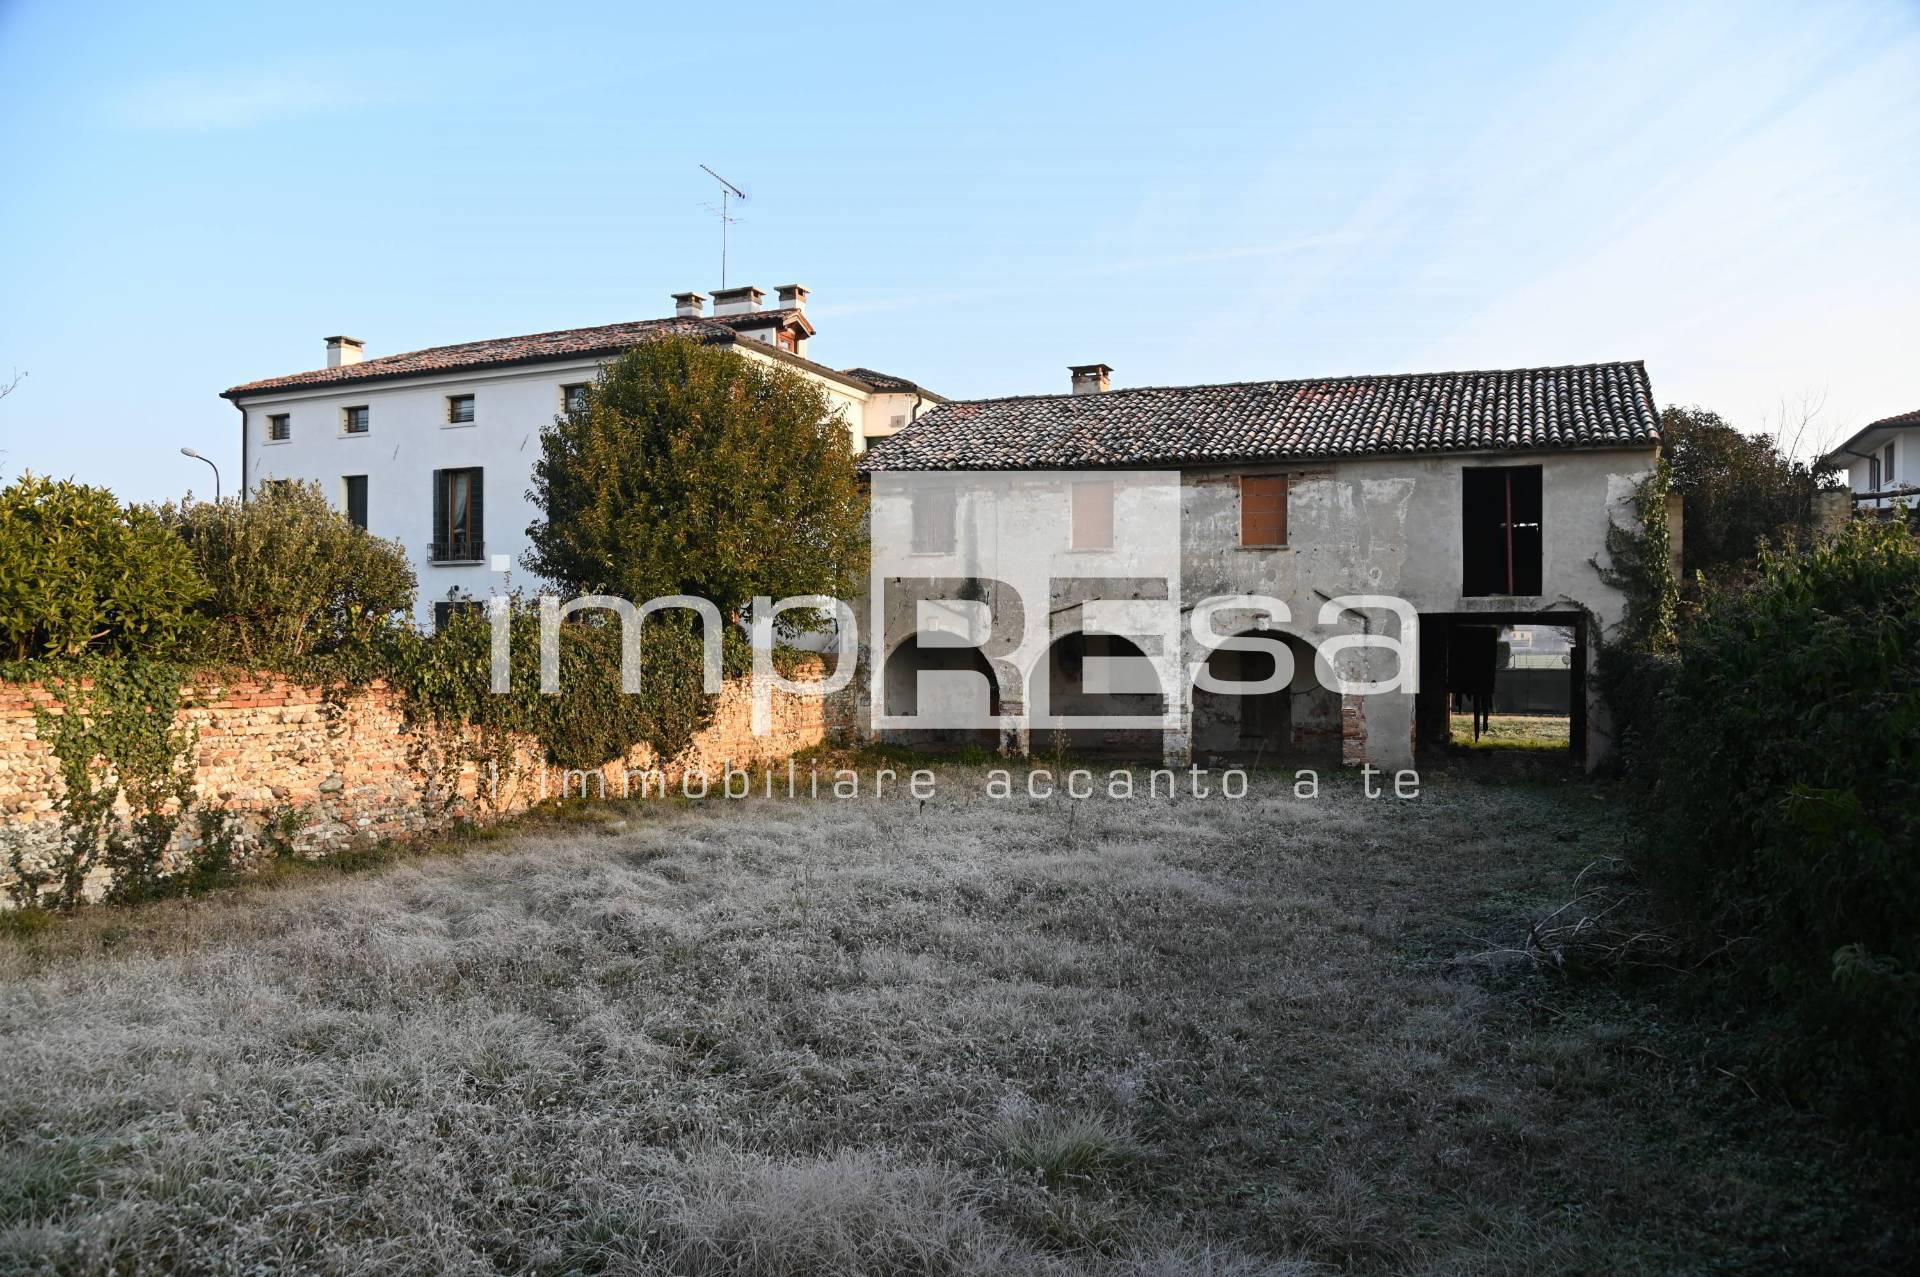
[469,468,484,547]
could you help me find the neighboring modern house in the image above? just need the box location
[1821,408,1919,511]
[859,360,1665,770]
[223,285,943,626]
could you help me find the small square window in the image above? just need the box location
[447,394,475,425]
[266,413,291,442]
[562,384,589,414]
[343,406,370,434]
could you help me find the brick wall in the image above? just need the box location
[0,667,828,893]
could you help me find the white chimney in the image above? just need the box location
[711,285,765,317]
[775,283,810,312]
[1070,363,1112,395]
[325,336,365,368]
[672,291,709,318]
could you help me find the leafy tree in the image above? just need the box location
[0,474,207,661]
[1661,405,1831,579]
[523,337,866,623]
[158,481,416,664]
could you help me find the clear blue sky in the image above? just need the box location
[2,0,1916,502]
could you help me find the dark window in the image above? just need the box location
[1071,480,1114,550]
[562,383,589,414]
[1240,474,1288,546]
[262,478,293,497]
[431,467,484,562]
[1462,466,1543,596]
[266,413,291,442]
[1870,455,1882,492]
[911,487,956,554]
[434,600,482,631]
[447,394,475,424]
[1886,441,1897,485]
[343,475,368,529]
[343,405,370,434]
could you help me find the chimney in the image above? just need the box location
[325,335,365,368]
[1069,363,1112,395]
[775,283,810,312]
[672,291,709,318]
[711,285,765,317]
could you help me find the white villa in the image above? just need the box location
[1821,407,1919,512]
[223,285,943,627]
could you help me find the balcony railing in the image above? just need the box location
[429,539,485,564]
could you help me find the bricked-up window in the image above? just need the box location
[343,405,370,434]
[343,475,368,529]
[1071,480,1114,550]
[266,413,291,442]
[911,486,956,554]
[447,394,475,424]
[431,467,484,562]
[1462,466,1543,596]
[1240,475,1288,546]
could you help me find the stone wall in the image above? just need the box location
[0,667,829,892]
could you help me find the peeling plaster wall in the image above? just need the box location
[864,447,1659,769]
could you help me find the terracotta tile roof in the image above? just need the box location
[712,306,809,331]
[861,361,1659,471]
[223,317,729,398]
[840,367,949,401]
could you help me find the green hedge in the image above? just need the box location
[1640,519,1919,1124]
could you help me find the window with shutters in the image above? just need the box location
[1071,480,1114,550]
[343,405,370,435]
[343,475,368,530]
[266,413,291,442]
[1239,474,1288,546]
[431,467,484,562]
[446,394,475,425]
[1462,466,1543,596]
[910,486,957,554]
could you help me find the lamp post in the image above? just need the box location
[179,448,220,502]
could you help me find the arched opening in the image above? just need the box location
[1192,630,1339,763]
[1028,632,1164,759]
[880,635,1004,750]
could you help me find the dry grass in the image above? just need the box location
[1448,713,1571,751]
[0,761,1910,1275]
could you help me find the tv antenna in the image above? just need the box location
[699,164,748,288]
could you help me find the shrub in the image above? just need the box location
[1638,519,1920,1123]
[159,482,415,665]
[0,475,206,661]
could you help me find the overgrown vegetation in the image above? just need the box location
[524,337,867,627]
[1635,519,1920,1127]
[1660,404,1832,581]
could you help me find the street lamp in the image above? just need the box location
[179,448,220,501]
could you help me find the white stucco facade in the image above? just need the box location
[229,294,939,626]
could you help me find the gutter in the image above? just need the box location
[231,397,248,504]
